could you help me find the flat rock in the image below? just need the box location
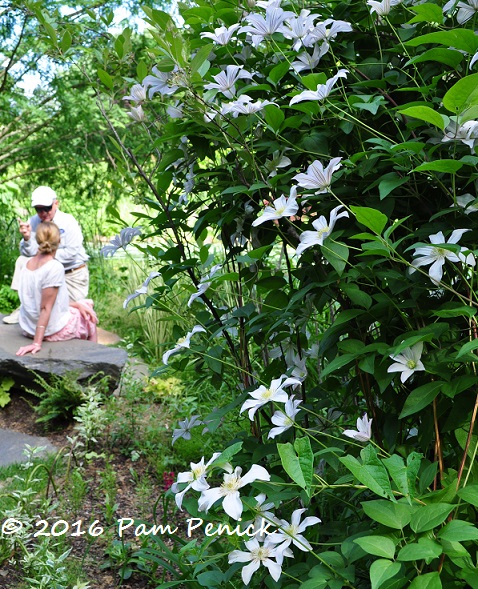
[0,428,57,466]
[0,316,128,390]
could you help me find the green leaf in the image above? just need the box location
[322,241,349,276]
[413,160,464,173]
[408,4,444,24]
[340,446,395,500]
[433,304,476,318]
[370,559,401,589]
[410,503,454,533]
[408,572,442,589]
[457,485,478,507]
[399,382,444,419]
[191,44,212,76]
[442,375,478,398]
[60,29,72,53]
[350,206,387,235]
[378,172,409,199]
[354,536,396,559]
[321,353,357,378]
[406,29,478,54]
[438,520,478,542]
[406,48,464,69]
[97,68,114,89]
[398,106,446,130]
[443,73,478,113]
[362,500,413,529]
[456,339,478,359]
[397,538,442,562]
[267,61,290,85]
[211,442,243,468]
[383,452,421,501]
[263,105,285,133]
[277,436,314,496]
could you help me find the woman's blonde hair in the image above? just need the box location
[36,222,60,254]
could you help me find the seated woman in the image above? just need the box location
[16,222,97,356]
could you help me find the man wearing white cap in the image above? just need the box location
[3,186,89,324]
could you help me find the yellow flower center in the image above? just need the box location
[406,359,417,369]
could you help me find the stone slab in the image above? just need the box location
[0,315,128,389]
[0,428,57,467]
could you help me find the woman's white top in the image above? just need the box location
[19,259,70,336]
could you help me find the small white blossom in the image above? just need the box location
[167,102,184,118]
[367,0,402,16]
[101,227,142,257]
[188,264,222,306]
[387,343,425,383]
[289,69,347,105]
[457,0,478,23]
[172,415,204,446]
[269,508,321,562]
[268,396,302,439]
[470,51,478,68]
[240,375,302,420]
[343,413,373,442]
[282,9,319,51]
[296,205,349,256]
[252,187,298,226]
[199,464,271,520]
[265,150,292,177]
[123,271,160,308]
[442,119,478,151]
[310,19,353,43]
[456,193,478,214]
[162,325,206,365]
[123,84,147,103]
[200,23,241,45]
[221,94,276,117]
[228,536,284,585]
[291,43,330,73]
[293,157,342,193]
[127,105,145,122]
[204,65,253,99]
[171,452,220,510]
[239,7,294,47]
[410,230,475,285]
[143,66,179,98]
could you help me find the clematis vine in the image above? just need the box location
[296,205,349,256]
[162,325,206,365]
[252,187,299,226]
[343,413,373,442]
[388,342,425,383]
[410,230,475,285]
[240,375,302,420]
[289,69,347,105]
[199,464,271,520]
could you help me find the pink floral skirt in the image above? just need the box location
[44,300,96,342]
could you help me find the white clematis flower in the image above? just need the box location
[442,119,478,151]
[162,325,206,365]
[294,157,342,193]
[200,23,241,45]
[221,94,276,117]
[296,205,349,256]
[142,66,179,98]
[171,452,220,510]
[343,413,373,442]
[291,42,330,73]
[410,230,475,285]
[289,69,347,105]
[204,65,253,99]
[240,375,302,420]
[123,271,160,308]
[265,150,292,177]
[188,264,222,306]
[127,105,146,122]
[282,9,320,51]
[239,7,294,47]
[199,464,271,520]
[457,0,478,23]
[367,0,402,16]
[252,187,298,226]
[310,19,353,43]
[456,193,478,214]
[123,84,147,104]
[387,342,425,383]
[268,396,302,439]
[228,536,285,585]
[269,508,321,562]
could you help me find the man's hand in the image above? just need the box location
[18,219,31,241]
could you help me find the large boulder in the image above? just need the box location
[0,316,128,389]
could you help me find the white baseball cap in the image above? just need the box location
[31,186,57,207]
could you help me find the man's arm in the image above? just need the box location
[19,216,39,257]
[54,213,86,267]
